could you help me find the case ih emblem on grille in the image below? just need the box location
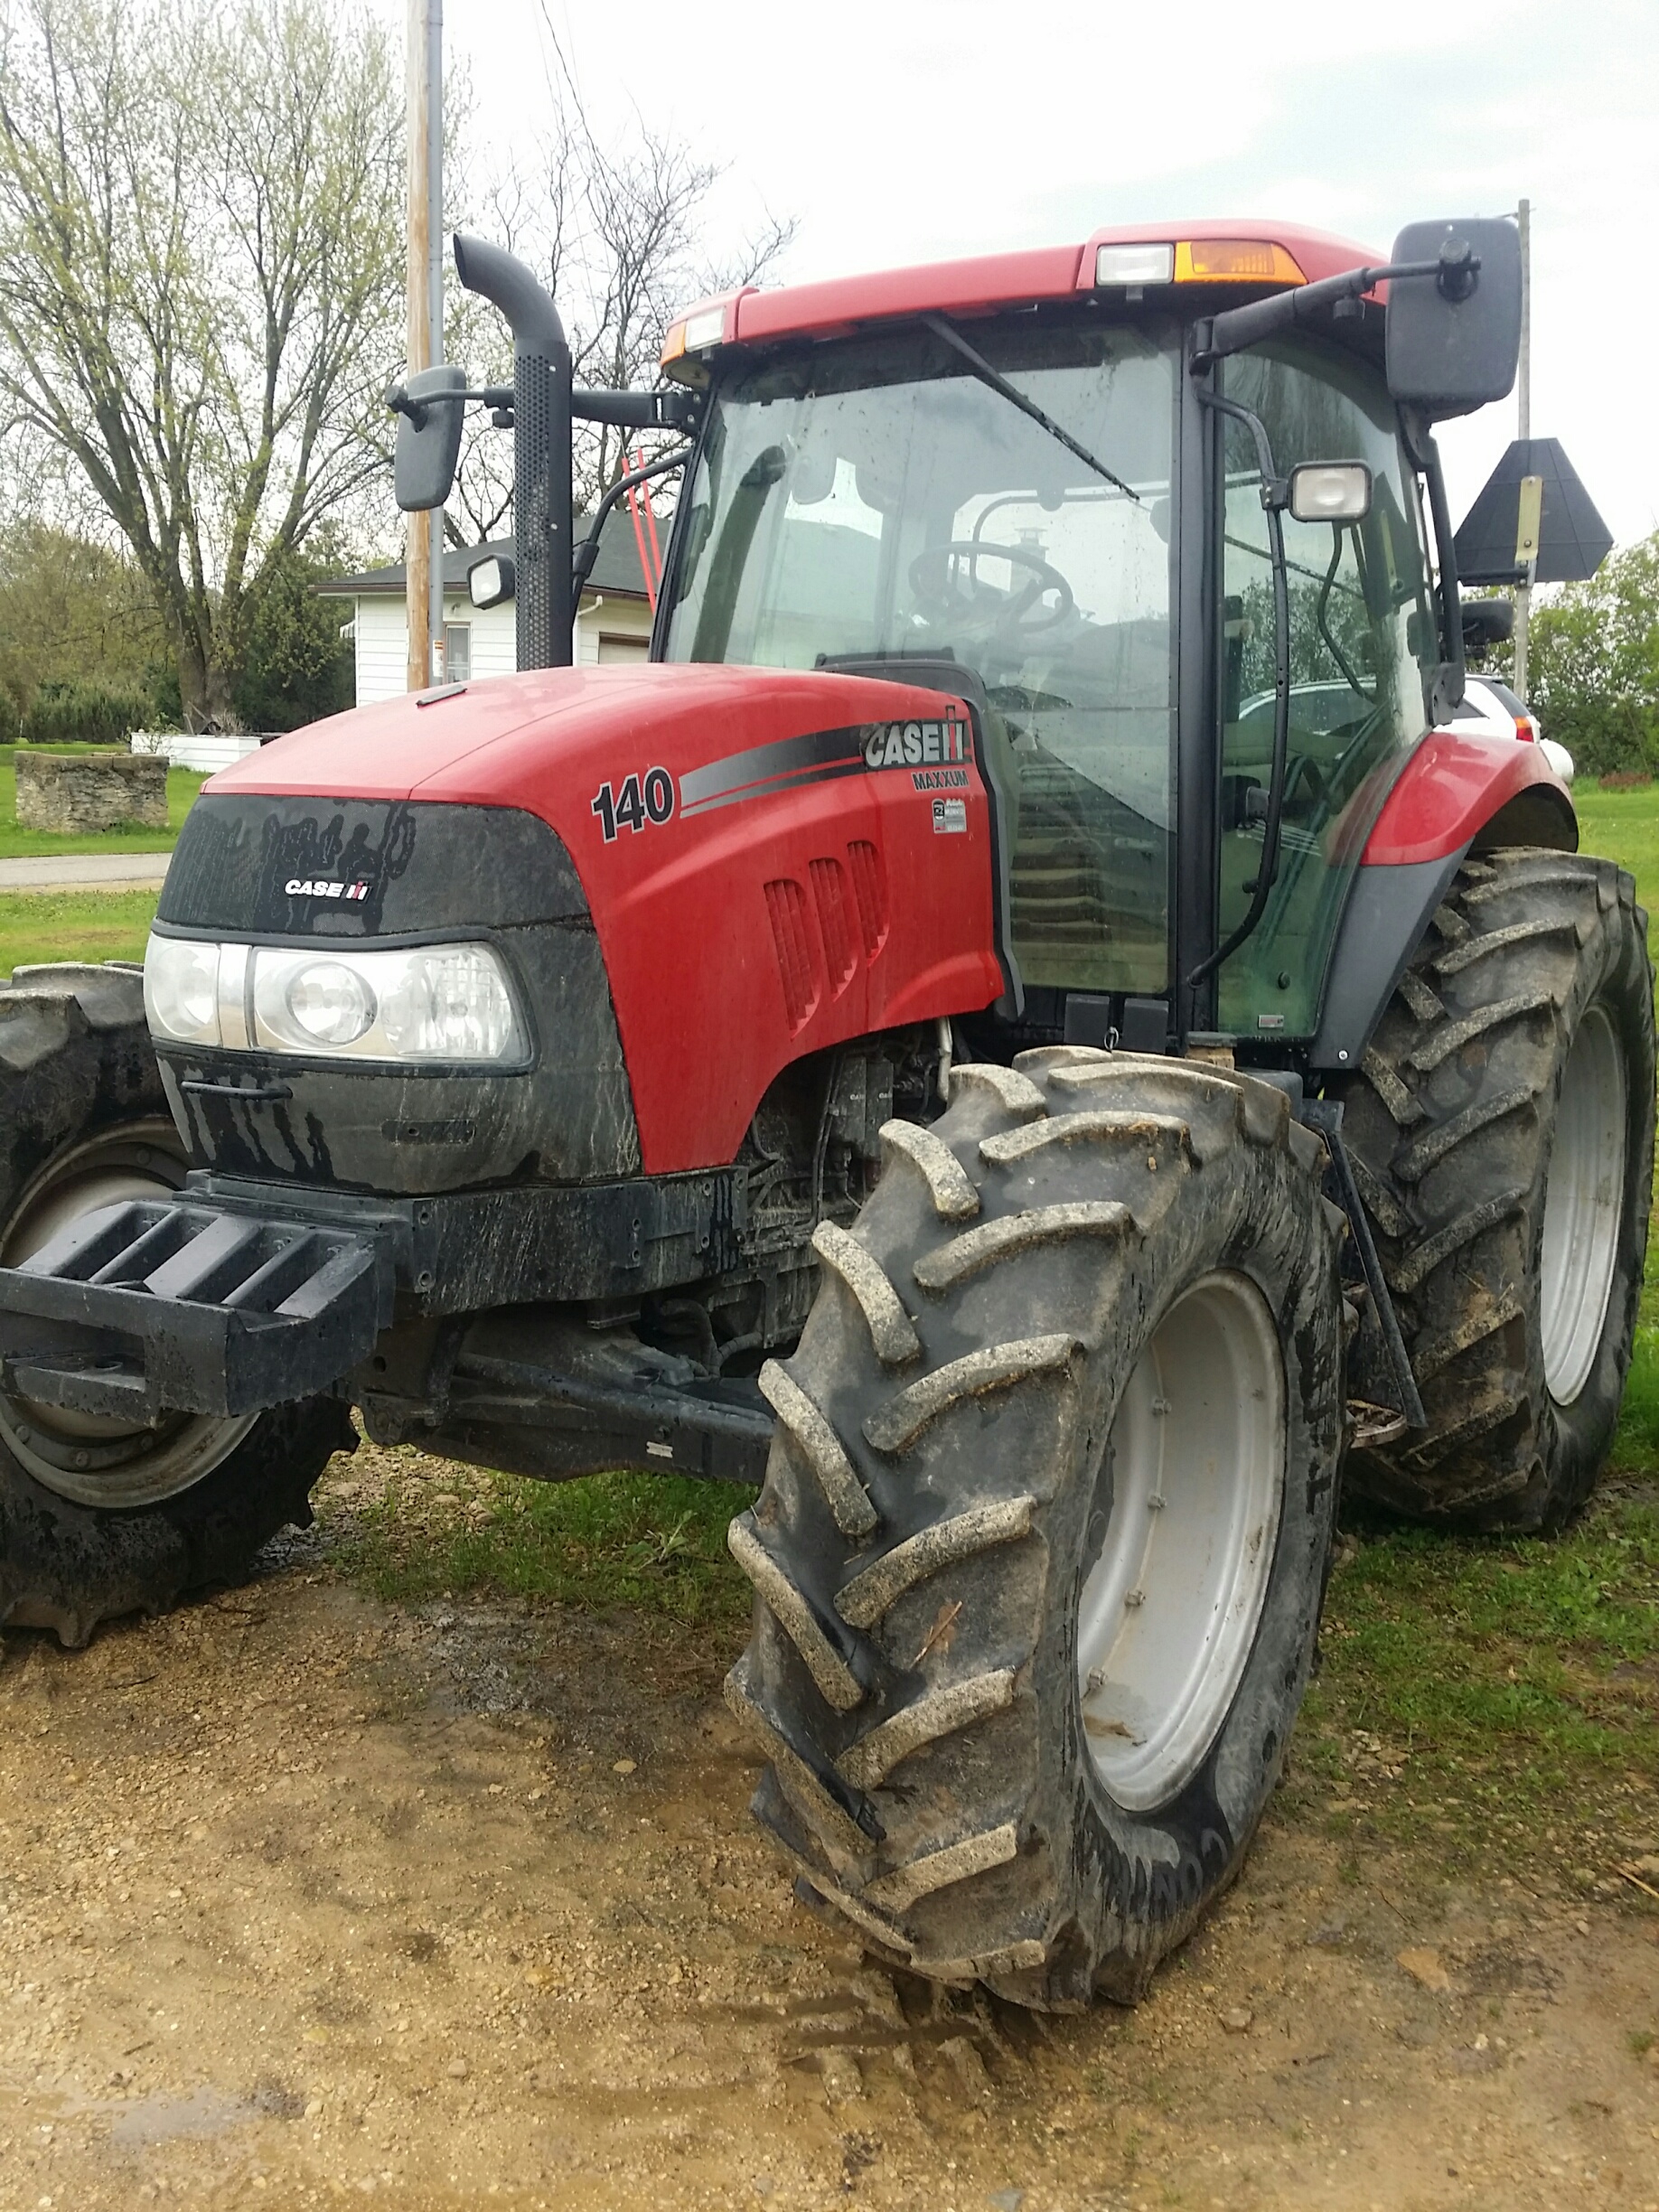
[284,877,372,900]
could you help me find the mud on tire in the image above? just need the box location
[725,1047,1345,2010]
[1334,850,1655,1530]
[0,964,353,1645]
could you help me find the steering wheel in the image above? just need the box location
[908,539,1074,638]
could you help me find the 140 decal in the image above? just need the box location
[591,767,675,841]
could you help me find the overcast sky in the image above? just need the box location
[416,0,1659,548]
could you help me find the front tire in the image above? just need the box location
[725,1048,1345,2010]
[1335,849,1654,1529]
[0,964,354,1645]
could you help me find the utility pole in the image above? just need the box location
[426,0,445,683]
[404,0,444,691]
[1514,196,1532,701]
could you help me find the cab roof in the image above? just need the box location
[675,220,1384,356]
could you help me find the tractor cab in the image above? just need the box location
[655,271,1435,1046]
[647,219,1535,1057]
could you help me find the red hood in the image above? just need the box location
[213,664,1005,1172]
[212,663,974,815]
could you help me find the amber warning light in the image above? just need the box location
[1096,239,1308,287]
[1176,239,1307,284]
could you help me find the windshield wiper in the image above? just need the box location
[923,314,1140,503]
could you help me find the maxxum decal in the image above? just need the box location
[675,714,971,820]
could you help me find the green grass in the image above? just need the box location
[0,887,158,970]
[1575,782,1659,936]
[0,745,204,858]
[321,1444,751,1628]
[1296,1486,1659,1864]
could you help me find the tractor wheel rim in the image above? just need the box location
[1541,1003,1627,1407]
[0,1120,256,1507]
[1076,1269,1285,1814]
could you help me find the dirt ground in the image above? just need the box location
[3,1476,1657,2212]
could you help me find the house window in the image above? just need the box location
[443,622,472,683]
[596,633,649,664]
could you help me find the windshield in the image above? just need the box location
[662,320,1178,995]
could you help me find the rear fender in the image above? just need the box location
[1308,731,1576,1073]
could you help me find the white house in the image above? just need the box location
[318,513,656,706]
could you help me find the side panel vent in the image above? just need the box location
[764,876,821,1035]
[846,839,890,964]
[810,857,858,998]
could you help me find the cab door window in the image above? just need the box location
[1215,342,1434,1036]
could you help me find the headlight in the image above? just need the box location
[284,961,377,1046]
[144,934,220,1046]
[145,934,526,1066]
[378,946,520,1060]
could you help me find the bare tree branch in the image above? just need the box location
[447,15,795,530]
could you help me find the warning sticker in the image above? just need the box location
[932,797,968,835]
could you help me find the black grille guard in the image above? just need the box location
[0,1198,393,1420]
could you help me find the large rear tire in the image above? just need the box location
[725,1048,1344,2010]
[1334,850,1654,1529]
[0,965,354,1645]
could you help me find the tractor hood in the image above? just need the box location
[156,664,1008,1176]
[206,661,978,820]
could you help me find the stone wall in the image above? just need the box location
[14,751,170,834]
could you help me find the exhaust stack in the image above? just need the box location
[453,232,574,670]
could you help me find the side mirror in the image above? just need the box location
[391,364,466,512]
[1289,461,1372,525]
[1385,219,1522,419]
[1461,596,1514,655]
[467,552,515,610]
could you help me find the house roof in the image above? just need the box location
[318,511,652,601]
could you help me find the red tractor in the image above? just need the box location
[1,216,1650,2010]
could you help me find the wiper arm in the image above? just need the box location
[923,314,1140,503]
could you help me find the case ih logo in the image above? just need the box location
[675,714,975,821]
[862,717,968,770]
[284,877,372,901]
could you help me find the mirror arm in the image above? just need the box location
[388,382,513,420]
[1186,388,1292,992]
[1192,255,1452,370]
[384,381,427,427]
[573,387,701,432]
[1401,404,1467,721]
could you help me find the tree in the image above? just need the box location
[1524,534,1659,777]
[0,0,402,729]
[1462,535,1659,777]
[0,519,168,720]
[230,539,354,732]
[447,43,794,545]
